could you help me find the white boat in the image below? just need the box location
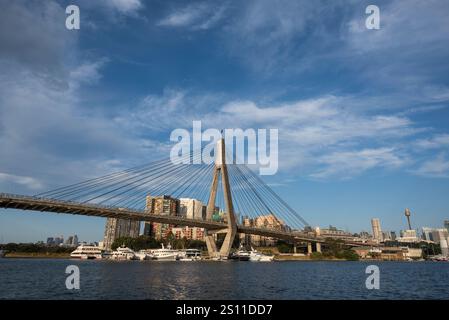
[211,256,228,261]
[151,244,179,261]
[70,245,103,259]
[110,246,136,260]
[249,247,274,262]
[179,249,202,261]
[230,245,250,261]
[135,250,150,261]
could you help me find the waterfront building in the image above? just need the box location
[397,229,419,243]
[371,218,383,242]
[103,218,141,250]
[354,246,422,261]
[143,195,179,240]
[171,226,205,241]
[422,227,435,241]
[320,225,353,239]
[382,231,396,242]
[430,228,449,256]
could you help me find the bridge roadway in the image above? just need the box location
[0,193,368,247]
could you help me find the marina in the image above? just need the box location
[67,244,276,262]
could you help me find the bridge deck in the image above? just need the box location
[0,193,370,246]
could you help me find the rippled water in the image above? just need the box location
[1,259,449,299]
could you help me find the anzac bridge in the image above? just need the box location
[0,138,366,258]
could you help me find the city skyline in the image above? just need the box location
[1,1,449,242]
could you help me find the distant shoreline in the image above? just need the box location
[3,252,71,259]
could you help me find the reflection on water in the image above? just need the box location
[0,259,449,299]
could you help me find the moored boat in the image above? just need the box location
[249,247,274,262]
[70,245,103,259]
[110,246,136,260]
[151,244,179,261]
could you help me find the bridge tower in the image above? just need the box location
[205,137,237,259]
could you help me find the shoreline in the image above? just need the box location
[3,252,71,259]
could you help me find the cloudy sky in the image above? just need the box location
[1,0,449,242]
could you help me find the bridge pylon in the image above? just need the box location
[205,137,237,259]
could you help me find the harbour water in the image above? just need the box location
[1,259,449,299]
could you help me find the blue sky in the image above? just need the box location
[1,0,449,243]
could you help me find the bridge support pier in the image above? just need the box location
[205,138,237,259]
[316,242,321,253]
[307,242,312,255]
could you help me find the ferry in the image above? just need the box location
[70,245,103,259]
[110,246,136,260]
[151,244,179,261]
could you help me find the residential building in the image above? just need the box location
[103,218,140,250]
[371,218,383,242]
[245,214,287,246]
[143,195,179,240]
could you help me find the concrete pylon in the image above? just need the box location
[205,138,237,259]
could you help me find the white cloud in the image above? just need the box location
[118,89,424,178]
[101,0,142,15]
[0,172,43,191]
[158,3,227,30]
[414,154,449,178]
[310,148,406,179]
[415,134,449,150]
[69,59,109,88]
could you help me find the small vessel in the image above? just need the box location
[0,249,5,258]
[211,256,228,261]
[179,249,202,261]
[249,247,274,262]
[230,245,250,261]
[151,244,179,261]
[110,246,136,260]
[135,250,150,261]
[70,245,103,259]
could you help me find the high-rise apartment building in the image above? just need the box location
[244,214,286,246]
[371,218,383,242]
[143,195,179,240]
[179,198,205,220]
[103,218,140,250]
